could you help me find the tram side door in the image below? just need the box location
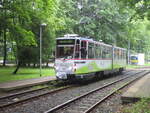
[81,41,87,59]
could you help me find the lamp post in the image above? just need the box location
[40,23,47,77]
[128,40,130,65]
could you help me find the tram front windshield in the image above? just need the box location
[131,56,138,60]
[56,39,75,59]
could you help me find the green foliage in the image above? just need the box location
[57,0,131,48]
[11,25,36,46]
[1,0,150,68]
[0,0,60,68]
[118,0,150,20]
[123,99,150,113]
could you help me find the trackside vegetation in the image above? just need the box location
[1,0,150,73]
[126,63,150,69]
[122,98,150,113]
[0,67,55,83]
[0,63,149,83]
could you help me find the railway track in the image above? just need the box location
[0,70,140,113]
[0,85,74,109]
[44,70,149,113]
[0,70,131,109]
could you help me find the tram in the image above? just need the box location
[54,34,126,80]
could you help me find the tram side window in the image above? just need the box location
[122,50,124,60]
[99,46,102,58]
[120,50,123,60]
[81,41,87,59]
[121,51,123,59]
[75,40,80,58]
[122,51,124,59]
[88,43,94,58]
[95,44,100,58]
[120,50,122,59]
[118,49,121,60]
[107,47,111,59]
[114,48,117,59]
[102,46,106,58]
[123,50,126,60]
[117,49,120,59]
[102,46,105,58]
[102,46,110,59]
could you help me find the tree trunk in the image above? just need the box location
[3,28,7,66]
[13,61,21,74]
[46,62,49,67]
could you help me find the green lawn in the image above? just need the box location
[126,63,150,69]
[0,67,55,83]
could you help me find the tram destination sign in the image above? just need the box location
[57,39,75,45]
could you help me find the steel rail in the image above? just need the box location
[44,70,145,113]
[0,70,130,100]
[0,85,73,109]
[0,70,131,109]
[0,86,49,100]
[84,70,150,113]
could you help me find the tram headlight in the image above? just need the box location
[68,66,73,71]
[55,66,59,71]
[73,64,77,72]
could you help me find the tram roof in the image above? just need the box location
[56,34,126,51]
[56,36,93,41]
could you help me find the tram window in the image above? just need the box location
[88,43,94,58]
[96,48,98,58]
[56,46,74,58]
[95,44,99,58]
[118,49,121,59]
[102,46,105,58]
[74,39,80,58]
[99,46,102,58]
[114,48,117,59]
[105,48,109,58]
[108,47,112,58]
[117,49,119,59]
[124,51,126,59]
[122,50,124,59]
[81,41,86,47]
[105,47,111,59]
[118,50,120,59]
[75,45,80,58]
[102,46,106,58]
[122,51,124,59]
[76,39,80,44]
[120,50,122,59]
[81,41,87,59]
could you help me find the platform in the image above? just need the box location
[0,76,56,91]
[121,73,150,103]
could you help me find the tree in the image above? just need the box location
[0,0,60,73]
[57,0,131,47]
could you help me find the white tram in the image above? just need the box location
[55,34,126,80]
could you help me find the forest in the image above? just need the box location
[0,0,150,67]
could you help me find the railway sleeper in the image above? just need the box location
[66,110,83,113]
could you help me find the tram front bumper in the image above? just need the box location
[56,72,67,80]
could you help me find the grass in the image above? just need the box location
[0,57,3,60]
[0,63,150,83]
[0,66,55,83]
[126,63,150,69]
[122,99,150,113]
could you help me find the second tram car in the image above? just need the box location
[55,34,126,80]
